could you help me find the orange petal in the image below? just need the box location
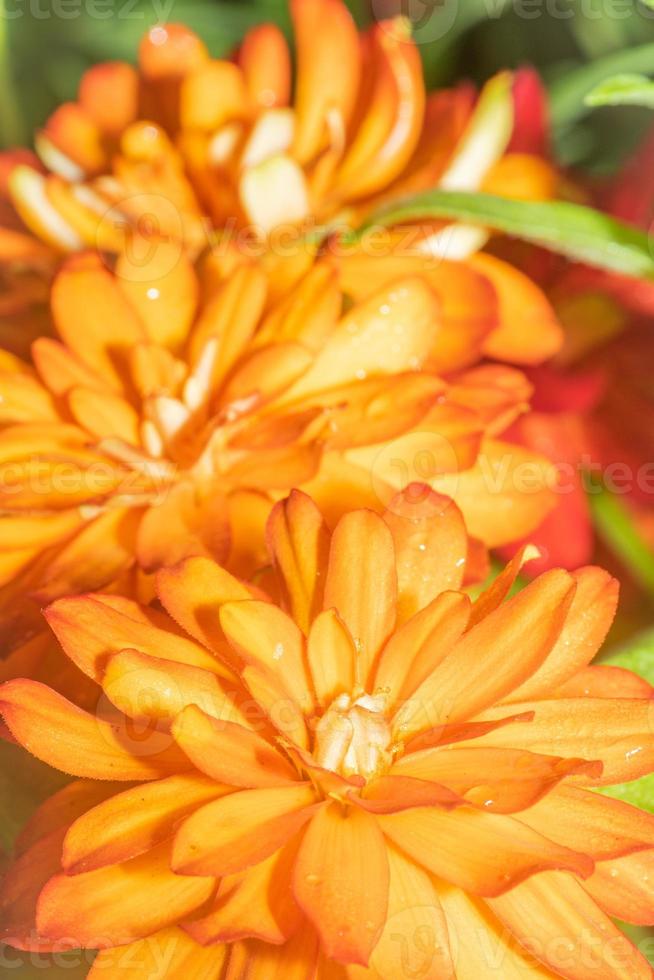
[37,842,215,948]
[364,845,455,980]
[468,543,541,628]
[40,102,105,175]
[219,600,314,714]
[383,486,468,624]
[116,241,198,351]
[507,566,619,702]
[352,774,462,814]
[391,746,600,813]
[436,883,559,979]
[307,609,356,708]
[392,569,575,737]
[431,438,557,549]
[468,253,563,364]
[51,253,146,391]
[156,555,253,659]
[293,801,389,966]
[172,785,318,877]
[45,593,226,682]
[101,650,242,725]
[323,509,397,689]
[378,806,592,896]
[291,0,360,164]
[266,490,330,634]
[0,679,187,780]
[78,62,139,136]
[488,871,651,979]
[32,336,110,396]
[180,60,248,131]
[473,698,654,785]
[88,927,228,979]
[238,24,291,108]
[62,773,228,874]
[136,480,231,573]
[584,849,654,926]
[0,827,67,951]
[139,23,208,79]
[172,705,298,788]
[374,591,471,710]
[68,386,140,444]
[184,838,302,946]
[333,20,424,200]
[518,784,654,860]
[15,780,122,856]
[554,664,653,699]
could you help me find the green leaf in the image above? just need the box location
[600,774,654,814]
[588,483,654,598]
[358,191,654,281]
[586,73,654,109]
[0,740,68,854]
[549,43,654,129]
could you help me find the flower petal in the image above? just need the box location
[583,849,654,925]
[172,785,318,877]
[323,509,397,689]
[507,567,619,702]
[488,871,651,979]
[307,609,356,708]
[88,926,228,979]
[473,698,654,785]
[382,486,468,624]
[266,490,330,634]
[518,784,654,860]
[37,842,215,948]
[238,24,291,108]
[45,593,227,682]
[62,773,228,874]
[392,570,575,738]
[378,806,592,896]
[172,704,298,788]
[0,679,187,780]
[293,801,390,966]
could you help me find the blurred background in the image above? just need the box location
[3,0,654,173]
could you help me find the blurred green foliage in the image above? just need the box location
[2,0,654,174]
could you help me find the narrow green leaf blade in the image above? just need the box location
[588,483,654,597]
[359,191,654,281]
[586,73,654,109]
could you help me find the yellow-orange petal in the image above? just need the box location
[219,600,314,714]
[468,253,563,365]
[180,60,248,131]
[291,0,360,164]
[88,927,228,979]
[138,23,208,79]
[116,241,198,351]
[238,24,291,108]
[156,555,253,660]
[323,509,397,689]
[507,566,619,702]
[293,801,389,966]
[68,386,140,444]
[554,665,653,699]
[172,784,318,877]
[37,842,215,948]
[392,569,575,737]
[184,838,302,946]
[0,679,187,780]
[473,698,654,786]
[78,62,139,136]
[307,608,356,708]
[518,784,654,860]
[32,336,110,396]
[374,591,471,709]
[51,252,146,392]
[45,593,227,681]
[584,849,654,926]
[266,490,331,634]
[101,650,242,725]
[172,705,298,788]
[353,775,462,814]
[383,486,468,624]
[468,543,540,628]
[136,480,231,572]
[391,746,600,813]
[62,773,228,874]
[378,806,592,896]
[487,871,652,979]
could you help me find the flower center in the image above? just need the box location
[313,693,393,781]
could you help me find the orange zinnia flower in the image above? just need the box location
[0,230,557,652]
[1,488,653,976]
[0,0,559,354]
